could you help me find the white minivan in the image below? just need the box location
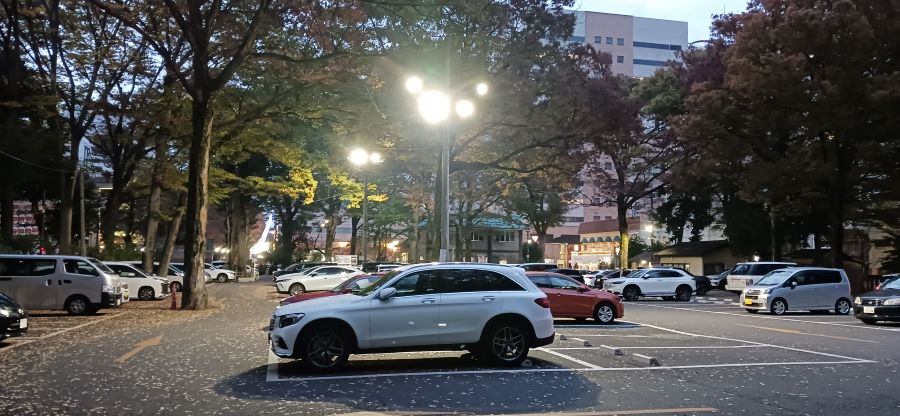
[725,262,796,292]
[0,255,125,315]
[740,267,852,315]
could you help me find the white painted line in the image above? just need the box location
[546,345,767,350]
[633,303,900,332]
[268,360,872,382]
[266,349,280,382]
[0,312,126,354]
[563,334,652,338]
[569,337,586,342]
[535,347,602,369]
[629,320,875,363]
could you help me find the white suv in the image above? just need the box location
[269,263,555,371]
[275,266,364,295]
[103,262,169,300]
[603,268,696,301]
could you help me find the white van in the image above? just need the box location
[725,262,796,292]
[0,255,125,315]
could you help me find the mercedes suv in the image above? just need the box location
[603,267,697,301]
[269,263,555,371]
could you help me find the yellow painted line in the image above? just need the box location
[114,335,163,363]
[738,324,878,343]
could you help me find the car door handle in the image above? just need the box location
[482,296,495,302]
[421,298,437,304]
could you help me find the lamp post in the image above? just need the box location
[529,234,539,262]
[644,224,654,267]
[349,149,383,265]
[406,76,487,262]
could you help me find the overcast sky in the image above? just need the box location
[573,0,749,42]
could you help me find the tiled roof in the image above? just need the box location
[656,240,730,257]
[577,217,642,234]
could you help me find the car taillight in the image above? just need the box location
[534,298,550,308]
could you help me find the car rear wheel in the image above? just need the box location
[138,287,155,300]
[861,318,878,325]
[482,321,529,366]
[594,302,616,324]
[834,298,851,315]
[770,298,788,315]
[289,283,306,296]
[217,273,228,283]
[675,285,692,302]
[622,285,641,301]
[298,327,351,371]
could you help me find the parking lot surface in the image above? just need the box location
[1,279,898,415]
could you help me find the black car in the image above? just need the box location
[0,292,28,342]
[547,268,585,284]
[273,262,336,277]
[854,276,900,325]
[361,262,403,273]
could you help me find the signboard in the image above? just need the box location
[334,255,357,267]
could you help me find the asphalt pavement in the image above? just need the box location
[1,278,898,415]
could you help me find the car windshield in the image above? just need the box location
[880,277,900,290]
[355,270,401,296]
[87,258,115,274]
[126,266,150,277]
[731,264,751,275]
[170,264,184,272]
[755,270,792,286]
[625,269,647,279]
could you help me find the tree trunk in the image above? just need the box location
[0,180,12,243]
[409,211,419,263]
[101,189,124,249]
[349,215,359,257]
[58,171,74,253]
[227,193,249,274]
[159,192,186,278]
[142,155,163,272]
[182,98,212,310]
[617,202,630,268]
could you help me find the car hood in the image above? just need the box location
[276,273,307,281]
[745,284,780,291]
[858,288,900,299]
[275,293,365,315]
[280,291,337,305]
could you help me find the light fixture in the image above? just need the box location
[417,90,451,124]
[476,82,488,96]
[405,76,423,94]
[530,235,539,243]
[644,224,654,233]
[455,99,475,118]
[349,148,369,166]
[369,152,383,164]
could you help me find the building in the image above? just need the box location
[570,11,689,77]
[655,240,740,276]
[412,214,529,264]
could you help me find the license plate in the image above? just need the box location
[744,298,753,305]
[19,318,27,329]
[863,306,875,314]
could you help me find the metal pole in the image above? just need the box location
[361,175,368,264]
[78,169,86,256]
[770,208,777,261]
[439,131,450,262]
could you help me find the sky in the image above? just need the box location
[573,0,749,42]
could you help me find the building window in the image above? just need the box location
[471,233,484,242]
[617,37,624,46]
[496,231,515,243]
[616,56,624,64]
[568,35,585,43]
[633,41,682,51]
[605,216,612,220]
[594,35,602,44]
[605,36,613,45]
[633,58,669,67]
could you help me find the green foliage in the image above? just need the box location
[0,236,43,254]
[520,242,543,263]
[92,243,143,261]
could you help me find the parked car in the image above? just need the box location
[103,262,169,300]
[0,292,27,342]
[279,275,381,306]
[693,274,712,296]
[268,263,555,371]
[740,267,852,315]
[361,262,404,273]
[275,265,365,295]
[708,268,730,289]
[0,255,125,315]
[854,275,900,325]
[581,270,603,286]
[591,270,625,288]
[125,262,183,292]
[517,263,558,272]
[725,262,796,292]
[170,263,236,283]
[603,267,696,302]
[526,272,623,324]
[546,268,585,284]
[274,262,337,277]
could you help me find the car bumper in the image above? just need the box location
[602,286,624,296]
[275,281,290,293]
[531,332,555,348]
[740,294,769,310]
[1,314,28,339]
[101,292,125,308]
[854,305,900,321]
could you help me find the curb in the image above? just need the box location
[628,352,661,367]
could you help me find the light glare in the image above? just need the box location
[476,82,488,96]
[405,76,423,94]
[455,99,475,118]
[349,148,369,166]
[417,90,450,124]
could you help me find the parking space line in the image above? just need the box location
[535,347,600,369]
[632,304,900,332]
[266,350,280,382]
[497,407,720,415]
[0,312,126,354]
[737,324,879,343]
[566,334,652,338]
[629,320,875,363]
[547,345,767,350]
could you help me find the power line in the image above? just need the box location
[0,148,74,173]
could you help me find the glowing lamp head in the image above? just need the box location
[417,90,451,124]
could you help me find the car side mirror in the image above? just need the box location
[786,281,797,289]
[341,288,353,294]
[309,273,318,277]
[378,287,397,300]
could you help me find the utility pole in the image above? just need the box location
[78,169,86,256]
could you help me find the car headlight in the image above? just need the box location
[854,297,861,305]
[278,313,305,328]
[0,308,9,317]
[102,284,116,294]
[884,298,900,306]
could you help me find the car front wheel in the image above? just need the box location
[298,327,351,371]
[217,273,228,283]
[289,283,305,296]
[482,321,529,366]
[594,302,616,324]
[770,298,788,315]
[138,287,155,300]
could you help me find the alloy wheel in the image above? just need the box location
[491,327,525,361]
[595,304,614,323]
[772,300,787,315]
[306,332,345,368]
[836,299,851,315]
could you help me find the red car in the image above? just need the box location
[279,274,381,306]
[525,271,624,324]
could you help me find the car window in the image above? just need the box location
[529,275,551,288]
[0,259,57,276]
[482,271,525,291]
[731,264,751,275]
[315,267,339,274]
[809,270,842,284]
[791,271,816,286]
[64,260,98,276]
[549,276,581,290]
[389,271,439,297]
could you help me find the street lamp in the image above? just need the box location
[349,149,384,265]
[644,224,654,267]
[406,76,487,262]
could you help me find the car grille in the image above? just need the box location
[268,317,275,331]
[745,295,758,300]
[861,299,883,306]
[161,284,170,294]
[746,290,761,295]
